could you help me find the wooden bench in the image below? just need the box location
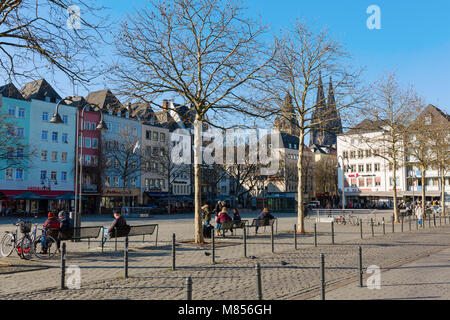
[219,220,248,237]
[56,226,102,249]
[108,224,159,250]
[247,218,278,234]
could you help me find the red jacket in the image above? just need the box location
[216,212,232,223]
[43,217,60,230]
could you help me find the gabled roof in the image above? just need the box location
[345,119,389,135]
[85,89,124,114]
[21,79,62,102]
[0,83,25,100]
[129,102,157,122]
[416,104,450,123]
[156,101,196,131]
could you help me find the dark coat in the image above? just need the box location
[108,215,128,233]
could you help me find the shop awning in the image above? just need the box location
[145,192,169,197]
[52,193,87,200]
[9,192,49,200]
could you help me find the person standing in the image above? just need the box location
[415,203,424,228]
[202,203,212,226]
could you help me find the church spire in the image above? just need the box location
[316,72,326,108]
[327,77,335,109]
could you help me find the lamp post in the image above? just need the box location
[51,100,107,230]
[336,155,349,210]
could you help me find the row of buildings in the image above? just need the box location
[336,104,450,209]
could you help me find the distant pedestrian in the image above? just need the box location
[415,203,424,227]
[202,203,211,226]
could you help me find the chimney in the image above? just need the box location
[162,99,169,110]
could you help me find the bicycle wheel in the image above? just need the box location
[33,235,57,259]
[0,233,15,257]
[20,235,33,260]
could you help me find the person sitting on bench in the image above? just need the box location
[255,208,274,235]
[102,211,129,244]
[56,211,74,253]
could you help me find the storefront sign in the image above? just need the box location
[28,186,51,191]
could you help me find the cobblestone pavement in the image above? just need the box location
[0,211,449,300]
[309,247,450,300]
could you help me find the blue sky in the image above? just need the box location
[34,0,450,114]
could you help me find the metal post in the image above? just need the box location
[371,218,374,237]
[392,215,395,233]
[331,221,335,245]
[186,277,192,300]
[88,238,90,250]
[360,219,363,239]
[428,214,431,228]
[401,216,404,233]
[115,227,118,251]
[124,236,129,278]
[211,228,215,264]
[320,253,325,300]
[61,242,66,290]
[434,214,436,227]
[101,227,104,253]
[416,215,419,230]
[409,215,411,231]
[358,246,363,288]
[172,233,176,271]
[382,217,385,235]
[294,224,297,250]
[256,263,262,300]
[243,227,247,258]
[314,223,317,247]
[271,224,274,253]
[439,215,442,227]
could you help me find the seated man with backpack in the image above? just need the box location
[56,211,74,253]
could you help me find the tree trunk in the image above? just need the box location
[421,170,426,209]
[441,167,446,217]
[194,118,204,243]
[296,131,306,233]
[392,164,399,223]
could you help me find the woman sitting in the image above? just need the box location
[215,207,232,236]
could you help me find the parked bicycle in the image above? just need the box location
[30,222,58,260]
[0,219,33,260]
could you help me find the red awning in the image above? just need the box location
[0,190,73,198]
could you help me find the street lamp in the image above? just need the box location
[51,99,107,230]
[336,155,349,210]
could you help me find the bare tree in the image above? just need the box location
[358,72,424,222]
[427,115,450,216]
[269,21,364,233]
[143,141,190,213]
[102,126,142,209]
[0,0,108,84]
[0,114,36,170]
[111,0,275,243]
[314,156,338,202]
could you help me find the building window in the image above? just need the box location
[366,178,373,187]
[359,178,365,187]
[92,138,98,149]
[15,168,23,180]
[349,151,356,159]
[425,115,431,125]
[146,130,151,140]
[51,171,57,180]
[358,164,364,172]
[6,126,14,136]
[85,137,91,148]
[62,133,68,143]
[113,177,119,187]
[343,151,348,158]
[105,176,111,187]
[40,170,47,180]
[114,159,119,168]
[63,115,68,124]
[375,177,381,186]
[51,151,57,161]
[42,112,48,121]
[61,171,67,181]
[8,106,16,117]
[153,132,158,141]
[16,148,23,158]
[357,150,364,158]
[18,108,25,118]
[366,164,372,172]
[160,133,165,142]
[41,150,47,161]
[374,163,380,172]
[61,152,67,162]
[6,168,13,180]
[16,127,24,137]
[131,178,136,187]
[52,132,58,142]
